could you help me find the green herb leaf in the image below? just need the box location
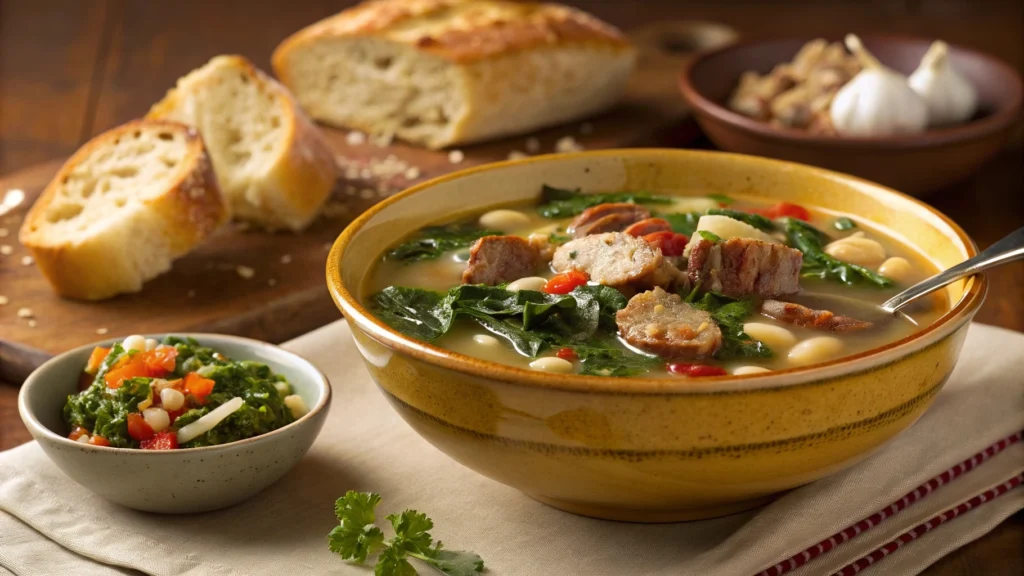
[537,185,673,218]
[833,217,857,231]
[387,510,435,555]
[687,292,772,359]
[707,193,734,205]
[656,212,702,236]
[696,230,723,243]
[388,224,502,262]
[328,492,387,563]
[422,548,486,576]
[376,547,418,576]
[706,208,776,232]
[783,218,893,287]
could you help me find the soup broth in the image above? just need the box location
[364,187,946,378]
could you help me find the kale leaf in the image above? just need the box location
[655,211,702,236]
[686,291,773,359]
[328,491,484,576]
[536,184,673,218]
[387,224,502,263]
[833,217,857,231]
[707,193,734,206]
[783,218,893,287]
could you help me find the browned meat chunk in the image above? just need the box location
[568,203,651,238]
[461,235,541,285]
[616,287,722,359]
[760,299,873,332]
[623,217,673,237]
[687,236,802,298]
[552,232,685,291]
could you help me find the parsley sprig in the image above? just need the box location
[328,491,485,576]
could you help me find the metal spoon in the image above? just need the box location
[794,226,1024,326]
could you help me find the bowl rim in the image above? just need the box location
[326,148,987,395]
[678,34,1024,148]
[18,333,332,454]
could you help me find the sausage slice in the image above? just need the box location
[623,217,673,237]
[552,232,684,290]
[462,235,542,285]
[687,236,803,298]
[760,299,873,332]
[616,287,723,359]
[568,203,651,238]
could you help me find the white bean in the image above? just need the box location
[506,276,548,292]
[823,236,886,268]
[142,407,170,432]
[878,256,915,284]
[159,387,185,411]
[122,334,146,353]
[76,434,91,444]
[742,322,797,350]
[733,365,772,375]
[273,381,291,397]
[144,338,159,351]
[529,357,574,374]
[473,334,499,346]
[788,336,844,367]
[478,209,531,230]
[284,394,309,418]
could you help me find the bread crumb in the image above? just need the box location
[370,131,394,147]
[236,265,255,279]
[344,166,360,180]
[323,242,332,251]
[322,200,350,218]
[187,290,196,298]
[555,136,584,153]
[0,245,12,255]
[96,327,109,335]
[346,131,366,146]
[525,137,541,153]
[359,167,372,180]
[448,150,465,164]
[0,295,8,305]
[0,228,8,237]
[360,188,375,199]
[404,167,421,180]
[17,307,33,318]
[579,122,594,135]
[28,319,37,328]
[344,185,357,196]
[280,254,292,264]
[507,150,528,160]
[21,255,33,266]
[268,278,277,287]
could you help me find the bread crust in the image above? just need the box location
[273,0,632,68]
[148,55,336,231]
[19,120,229,300]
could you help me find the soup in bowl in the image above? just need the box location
[327,149,984,522]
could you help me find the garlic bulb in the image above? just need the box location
[830,34,929,136]
[908,40,978,126]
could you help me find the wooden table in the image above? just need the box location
[1,1,1021,573]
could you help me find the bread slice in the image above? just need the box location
[272,0,636,149]
[20,120,229,300]
[147,55,336,231]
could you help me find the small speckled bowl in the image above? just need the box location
[18,334,331,514]
[327,149,985,523]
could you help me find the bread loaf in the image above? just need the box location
[148,55,336,231]
[19,120,229,300]
[272,0,636,149]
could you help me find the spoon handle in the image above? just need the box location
[881,227,1024,313]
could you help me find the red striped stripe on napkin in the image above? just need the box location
[756,430,1024,576]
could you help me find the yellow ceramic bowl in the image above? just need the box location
[326,149,985,522]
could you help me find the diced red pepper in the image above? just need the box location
[68,426,89,441]
[555,347,578,361]
[543,270,589,295]
[126,413,155,441]
[666,363,728,377]
[184,372,216,404]
[643,231,689,257]
[104,362,155,389]
[769,202,810,221]
[88,435,111,447]
[85,347,110,375]
[165,408,185,425]
[139,347,178,374]
[140,431,178,450]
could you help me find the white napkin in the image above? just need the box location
[1,321,1022,576]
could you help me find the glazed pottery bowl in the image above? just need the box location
[326,149,985,522]
[678,36,1023,195]
[18,334,331,513]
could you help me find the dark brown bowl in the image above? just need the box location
[678,36,1023,195]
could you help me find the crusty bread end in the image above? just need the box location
[19,120,229,300]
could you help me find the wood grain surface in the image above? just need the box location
[0,1,1021,574]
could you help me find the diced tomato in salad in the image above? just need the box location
[88,435,111,447]
[642,231,688,257]
[140,431,178,450]
[751,202,811,221]
[184,372,216,404]
[68,426,89,441]
[103,347,179,389]
[126,413,155,441]
[543,270,589,295]
[555,347,578,361]
[666,363,728,377]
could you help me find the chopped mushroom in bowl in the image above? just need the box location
[327,149,984,522]
[18,333,331,513]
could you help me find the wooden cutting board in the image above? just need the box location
[0,21,738,383]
